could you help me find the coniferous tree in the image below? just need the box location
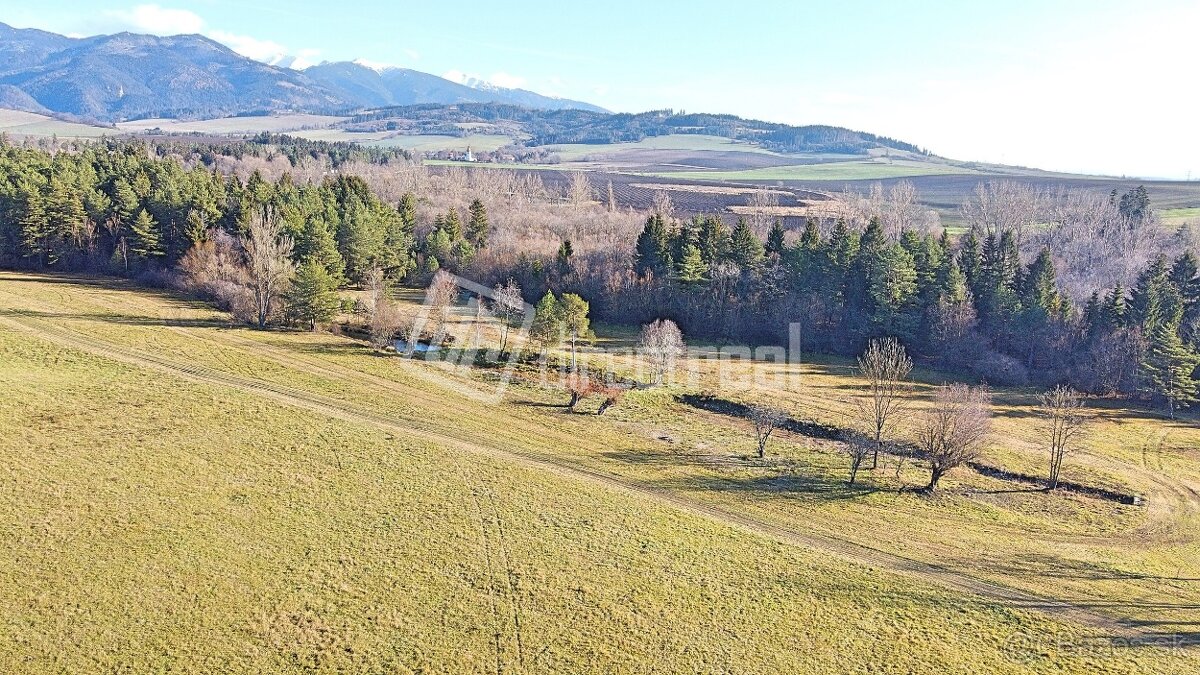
[467,198,489,248]
[634,214,672,277]
[765,220,786,256]
[129,208,164,261]
[1141,318,1200,418]
[729,218,764,270]
[676,243,707,283]
[287,257,341,329]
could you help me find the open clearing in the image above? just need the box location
[0,274,1197,672]
[367,133,514,152]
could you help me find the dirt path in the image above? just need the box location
[1,311,1187,645]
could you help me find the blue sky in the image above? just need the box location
[2,1,1198,178]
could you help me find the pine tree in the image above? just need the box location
[397,193,417,231]
[698,215,730,267]
[287,257,340,329]
[298,217,345,283]
[19,185,53,266]
[634,214,672,277]
[1142,318,1200,418]
[467,198,489,248]
[556,239,574,277]
[765,220,786,256]
[530,291,563,349]
[675,243,707,283]
[729,218,764,270]
[129,209,164,261]
[442,208,463,241]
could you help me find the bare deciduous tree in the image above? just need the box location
[1039,385,1086,489]
[423,269,458,342]
[638,318,685,384]
[243,207,295,329]
[491,279,525,354]
[842,432,874,486]
[567,172,593,208]
[914,384,992,493]
[747,189,780,234]
[856,337,913,469]
[749,404,788,459]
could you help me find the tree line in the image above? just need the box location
[617,203,1199,415]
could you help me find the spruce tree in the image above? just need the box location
[1142,318,1200,418]
[676,243,707,283]
[129,209,164,261]
[467,198,489,249]
[530,291,563,349]
[287,257,340,329]
[729,218,764,270]
[765,220,786,256]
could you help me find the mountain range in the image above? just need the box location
[0,22,604,121]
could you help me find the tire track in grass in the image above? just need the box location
[3,311,1190,646]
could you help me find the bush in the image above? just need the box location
[972,351,1030,387]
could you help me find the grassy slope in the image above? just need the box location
[0,274,1196,672]
[0,110,115,138]
[115,114,348,134]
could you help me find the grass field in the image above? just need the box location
[1,274,1197,672]
[1161,207,1200,228]
[545,134,793,161]
[0,110,116,139]
[116,114,348,135]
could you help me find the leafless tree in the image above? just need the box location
[491,279,525,354]
[914,384,992,493]
[567,171,593,208]
[747,189,780,234]
[1039,385,1086,489]
[960,181,1043,248]
[243,207,295,329]
[651,191,675,221]
[369,296,409,351]
[638,318,685,384]
[606,180,617,213]
[842,432,874,486]
[748,404,788,459]
[422,270,459,342]
[856,337,913,469]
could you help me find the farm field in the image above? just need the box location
[644,158,993,182]
[367,133,515,152]
[116,114,348,135]
[0,109,116,138]
[545,134,794,161]
[0,274,1197,672]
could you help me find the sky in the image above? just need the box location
[1,0,1197,179]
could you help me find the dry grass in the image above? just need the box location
[0,273,1196,672]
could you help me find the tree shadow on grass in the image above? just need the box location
[662,472,878,503]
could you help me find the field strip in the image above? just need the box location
[1,312,1181,645]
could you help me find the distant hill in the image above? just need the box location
[0,23,606,120]
[348,103,926,155]
[304,61,605,113]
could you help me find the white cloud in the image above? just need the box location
[107,4,204,35]
[487,72,526,90]
[208,29,287,62]
[103,5,322,71]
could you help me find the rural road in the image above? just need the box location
[2,311,1190,647]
